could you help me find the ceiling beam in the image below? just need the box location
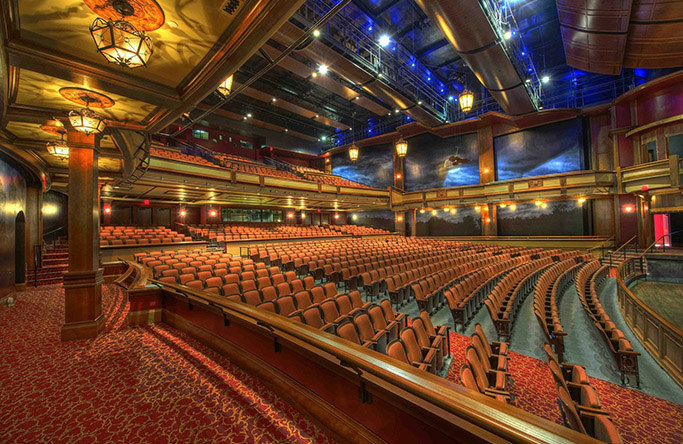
[6,38,181,110]
[375,0,404,16]
[417,39,449,57]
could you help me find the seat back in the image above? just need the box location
[557,385,588,435]
[337,320,361,345]
[400,327,422,364]
[460,365,481,394]
[302,306,325,329]
[386,339,409,364]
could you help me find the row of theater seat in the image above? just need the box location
[533,255,590,361]
[483,251,580,340]
[328,225,392,236]
[150,147,215,166]
[183,223,343,242]
[460,324,513,404]
[576,261,640,386]
[545,343,623,444]
[445,249,557,330]
[385,311,450,374]
[409,248,538,317]
[101,226,192,245]
[299,170,375,189]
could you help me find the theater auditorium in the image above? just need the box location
[1,0,682,443]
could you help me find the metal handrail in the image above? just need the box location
[587,235,615,257]
[603,235,637,268]
[639,229,683,258]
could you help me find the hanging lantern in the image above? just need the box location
[458,89,474,113]
[217,75,234,96]
[46,139,70,160]
[395,137,408,158]
[69,108,106,135]
[349,144,359,162]
[90,17,153,68]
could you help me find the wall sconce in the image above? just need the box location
[623,204,635,213]
[103,204,111,214]
[209,209,217,217]
[180,209,186,217]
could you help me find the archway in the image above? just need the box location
[15,211,26,284]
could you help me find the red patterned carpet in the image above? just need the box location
[445,331,683,444]
[0,284,335,444]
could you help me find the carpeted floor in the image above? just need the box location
[0,284,335,444]
[444,331,683,444]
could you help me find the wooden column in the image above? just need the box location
[24,186,43,276]
[395,212,406,235]
[61,130,104,342]
[393,149,405,190]
[482,204,498,236]
[637,194,655,249]
[411,209,417,237]
[478,125,495,184]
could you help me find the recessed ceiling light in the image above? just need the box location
[247,113,252,118]
[167,21,178,29]
[312,29,320,38]
[542,75,550,83]
[272,97,277,102]
[315,114,319,118]
[379,34,391,47]
[318,64,328,74]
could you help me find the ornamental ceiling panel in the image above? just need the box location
[17,0,235,86]
[14,69,157,123]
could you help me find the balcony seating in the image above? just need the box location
[101,226,192,245]
[150,147,215,166]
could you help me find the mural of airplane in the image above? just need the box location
[443,154,471,169]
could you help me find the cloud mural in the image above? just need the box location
[495,118,585,181]
[349,210,395,232]
[416,207,481,236]
[404,133,479,191]
[332,143,393,188]
[497,201,588,236]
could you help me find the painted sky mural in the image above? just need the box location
[495,118,585,181]
[497,201,587,236]
[349,210,395,232]
[404,133,479,191]
[332,143,393,189]
[416,207,481,236]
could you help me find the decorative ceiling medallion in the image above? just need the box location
[40,119,67,136]
[83,0,165,32]
[59,88,115,109]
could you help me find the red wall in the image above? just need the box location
[636,82,683,127]
[164,125,260,160]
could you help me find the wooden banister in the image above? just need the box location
[146,278,603,443]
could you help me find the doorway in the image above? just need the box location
[15,211,26,284]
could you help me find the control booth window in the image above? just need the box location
[192,129,209,140]
[240,140,253,150]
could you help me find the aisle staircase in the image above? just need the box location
[29,236,69,287]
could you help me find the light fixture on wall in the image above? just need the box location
[103,204,112,214]
[395,137,408,158]
[87,0,158,68]
[180,208,186,217]
[334,213,340,219]
[209,209,217,217]
[217,75,233,96]
[623,204,635,213]
[458,89,474,113]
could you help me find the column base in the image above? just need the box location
[61,268,104,342]
[60,314,105,341]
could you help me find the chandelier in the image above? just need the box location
[458,89,474,113]
[43,120,69,160]
[395,137,408,158]
[349,144,359,162]
[89,0,154,68]
[69,107,106,135]
[217,75,234,96]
